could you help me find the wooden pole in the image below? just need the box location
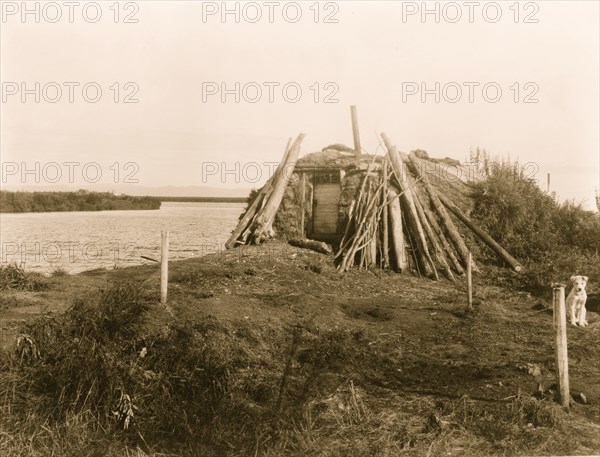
[418,186,464,275]
[406,152,477,272]
[552,283,570,410]
[388,189,408,272]
[300,173,306,237]
[413,186,453,281]
[252,133,306,244]
[160,230,169,305]
[466,252,473,310]
[351,105,362,156]
[369,215,378,268]
[261,137,296,237]
[225,137,292,249]
[382,160,390,269]
[411,187,440,280]
[547,173,551,193]
[381,133,434,277]
[437,193,524,272]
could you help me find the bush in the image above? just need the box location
[470,165,600,295]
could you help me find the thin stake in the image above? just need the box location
[466,252,473,310]
[161,230,169,305]
[552,283,570,410]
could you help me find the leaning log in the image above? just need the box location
[406,152,477,272]
[226,137,293,249]
[412,184,454,281]
[388,187,408,272]
[262,137,296,236]
[437,193,524,272]
[408,187,440,280]
[381,160,390,269]
[252,133,306,244]
[288,238,333,255]
[381,133,435,277]
[226,186,269,249]
[419,188,464,275]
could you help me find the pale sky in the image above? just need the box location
[1,1,599,209]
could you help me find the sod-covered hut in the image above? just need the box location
[226,132,521,279]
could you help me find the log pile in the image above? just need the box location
[334,132,523,278]
[336,159,387,272]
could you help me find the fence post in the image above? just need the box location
[466,252,473,310]
[161,230,169,305]
[552,283,570,410]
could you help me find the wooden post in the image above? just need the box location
[466,252,473,310]
[161,230,169,305]
[552,283,570,410]
[300,173,306,237]
[547,173,551,193]
[382,160,390,269]
[351,105,361,156]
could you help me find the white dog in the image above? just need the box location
[566,275,588,327]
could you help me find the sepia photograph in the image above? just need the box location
[1,1,599,455]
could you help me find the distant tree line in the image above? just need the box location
[0,190,161,213]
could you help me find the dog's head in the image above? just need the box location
[570,275,588,293]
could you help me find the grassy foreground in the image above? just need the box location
[1,243,599,456]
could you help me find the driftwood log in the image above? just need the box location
[226,134,305,248]
[387,187,408,272]
[382,133,435,278]
[225,138,292,249]
[418,187,464,275]
[254,134,305,242]
[288,238,333,255]
[412,184,454,281]
[437,193,524,272]
[407,152,477,272]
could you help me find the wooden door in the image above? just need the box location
[313,183,341,236]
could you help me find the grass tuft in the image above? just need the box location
[0,263,48,291]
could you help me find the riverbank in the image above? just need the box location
[0,190,161,213]
[1,241,599,456]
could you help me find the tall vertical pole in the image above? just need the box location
[466,252,473,310]
[161,230,169,305]
[350,105,361,156]
[382,159,390,269]
[547,173,551,193]
[300,173,306,237]
[552,283,570,410]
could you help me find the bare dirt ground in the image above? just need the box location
[1,241,599,456]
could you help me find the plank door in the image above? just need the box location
[312,183,341,237]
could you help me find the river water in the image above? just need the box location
[0,202,245,274]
